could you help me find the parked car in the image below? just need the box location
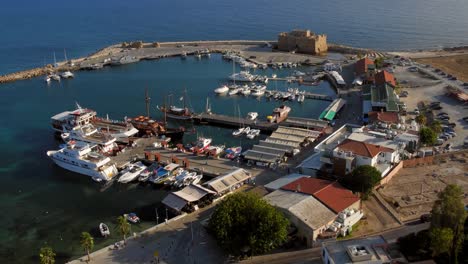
[451,77,457,81]
[437,112,448,116]
[438,116,450,121]
[463,82,468,87]
[448,122,457,128]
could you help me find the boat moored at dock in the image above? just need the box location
[46,141,118,181]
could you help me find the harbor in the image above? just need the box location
[0,32,349,263]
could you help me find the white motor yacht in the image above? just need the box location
[247,112,258,120]
[233,126,250,137]
[118,162,147,183]
[228,88,240,96]
[50,73,61,81]
[229,71,255,82]
[251,88,265,97]
[246,129,260,139]
[46,141,118,181]
[61,71,74,78]
[214,85,229,94]
[241,88,251,95]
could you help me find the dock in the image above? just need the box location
[318,98,347,121]
[303,92,334,101]
[192,112,329,132]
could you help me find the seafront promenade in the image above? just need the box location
[0,40,371,84]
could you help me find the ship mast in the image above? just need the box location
[145,88,151,118]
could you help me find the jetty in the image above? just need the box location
[192,112,329,132]
[318,98,347,121]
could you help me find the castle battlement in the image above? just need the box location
[278,29,328,55]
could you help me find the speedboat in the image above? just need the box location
[229,71,255,82]
[214,85,229,94]
[225,147,242,159]
[173,172,197,188]
[228,88,240,96]
[191,174,203,185]
[44,75,51,83]
[251,88,265,97]
[50,73,61,81]
[241,87,251,95]
[60,132,70,141]
[138,164,160,182]
[247,112,258,120]
[233,126,250,137]
[118,162,147,183]
[99,223,110,237]
[297,94,305,103]
[246,129,260,139]
[124,213,140,224]
[61,71,74,78]
[191,137,212,153]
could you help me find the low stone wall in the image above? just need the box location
[378,161,403,186]
[328,43,374,55]
[402,156,434,168]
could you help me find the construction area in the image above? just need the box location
[377,151,468,221]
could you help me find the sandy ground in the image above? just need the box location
[393,65,468,149]
[414,54,468,83]
[378,151,468,221]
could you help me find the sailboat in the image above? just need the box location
[232,105,250,136]
[158,89,193,120]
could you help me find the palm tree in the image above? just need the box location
[80,232,94,262]
[117,216,130,245]
[39,246,56,264]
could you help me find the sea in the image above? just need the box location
[1,0,468,262]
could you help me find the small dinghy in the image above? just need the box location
[124,213,140,224]
[100,223,110,237]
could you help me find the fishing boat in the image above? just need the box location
[158,90,193,120]
[118,161,147,183]
[233,126,250,137]
[251,88,265,97]
[99,223,110,237]
[191,137,212,153]
[225,147,242,159]
[152,163,181,184]
[138,163,160,182]
[246,129,260,139]
[206,145,225,156]
[124,213,140,224]
[268,105,291,123]
[214,85,229,94]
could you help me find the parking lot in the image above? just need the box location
[393,66,468,150]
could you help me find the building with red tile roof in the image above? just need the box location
[281,177,360,214]
[355,58,374,76]
[368,111,399,124]
[336,139,394,158]
[375,70,396,87]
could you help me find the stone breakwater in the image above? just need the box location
[0,40,373,84]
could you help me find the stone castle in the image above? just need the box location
[277,29,328,55]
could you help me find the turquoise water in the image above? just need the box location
[1,0,468,74]
[0,54,334,262]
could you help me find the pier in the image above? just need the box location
[192,112,329,132]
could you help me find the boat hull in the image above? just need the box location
[48,155,115,181]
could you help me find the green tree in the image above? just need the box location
[117,216,131,245]
[80,232,94,262]
[420,127,437,146]
[430,184,467,263]
[209,192,289,257]
[39,246,56,264]
[341,165,382,199]
[430,227,454,257]
[430,120,442,134]
[374,57,385,68]
[415,114,427,126]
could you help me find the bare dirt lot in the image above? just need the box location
[378,151,468,221]
[415,54,468,83]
